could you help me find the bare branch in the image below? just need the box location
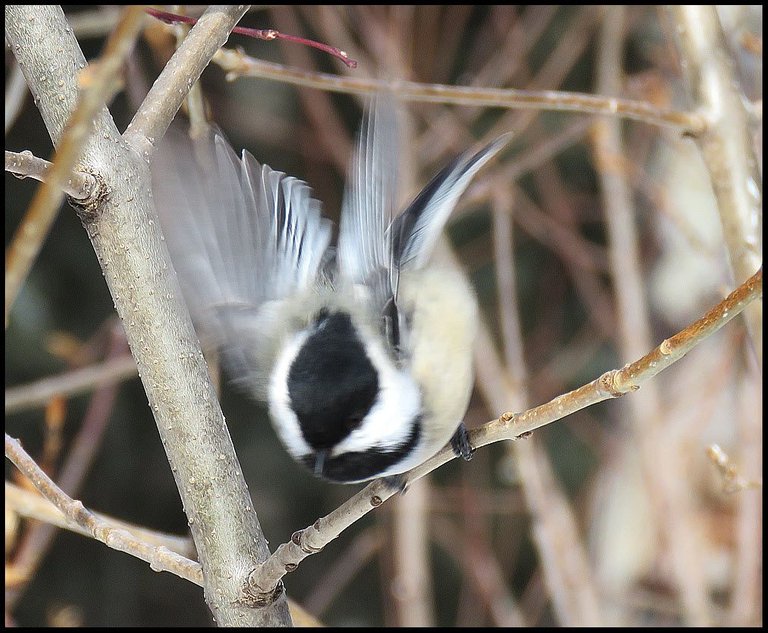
[6,326,129,612]
[213,49,705,133]
[5,482,196,560]
[5,434,203,585]
[671,6,763,366]
[5,149,97,200]
[5,354,137,413]
[145,7,357,67]
[124,5,249,157]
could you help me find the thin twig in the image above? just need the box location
[5,354,137,414]
[213,50,706,133]
[246,268,762,598]
[5,434,203,585]
[5,482,195,559]
[6,326,129,611]
[487,268,762,443]
[5,150,98,200]
[145,7,357,68]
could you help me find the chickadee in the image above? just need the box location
[153,98,508,484]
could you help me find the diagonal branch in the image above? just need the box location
[124,5,249,157]
[5,434,203,585]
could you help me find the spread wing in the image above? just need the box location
[387,134,511,271]
[337,96,510,357]
[152,128,333,394]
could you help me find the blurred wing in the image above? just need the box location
[153,128,332,392]
[388,133,511,272]
[337,96,400,310]
[337,97,509,357]
[384,133,509,356]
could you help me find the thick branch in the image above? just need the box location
[5,5,290,626]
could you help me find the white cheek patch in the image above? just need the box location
[269,316,423,471]
[333,337,422,457]
[268,330,312,459]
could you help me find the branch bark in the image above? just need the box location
[670,6,763,366]
[5,5,290,626]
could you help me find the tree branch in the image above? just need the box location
[213,49,706,133]
[5,434,203,585]
[5,149,97,200]
[670,6,763,366]
[123,5,248,158]
[5,5,291,626]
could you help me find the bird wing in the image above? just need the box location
[338,96,510,358]
[153,128,333,395]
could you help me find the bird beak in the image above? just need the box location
[314,449,328,477]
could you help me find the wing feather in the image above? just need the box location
[153,128,332,392]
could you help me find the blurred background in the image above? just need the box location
[5,5,762,627]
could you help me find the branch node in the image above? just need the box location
[291,528,323,554]
[658,338,674,355]
[598,369,626,397]
[68,168,110,225]
[241,576,285,608]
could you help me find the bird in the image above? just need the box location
[152,96,509,484]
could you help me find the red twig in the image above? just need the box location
[145,7,358,69]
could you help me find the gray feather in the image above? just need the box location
[153,128,332,389]
[388,133,511,271]
[337,96,400,309]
